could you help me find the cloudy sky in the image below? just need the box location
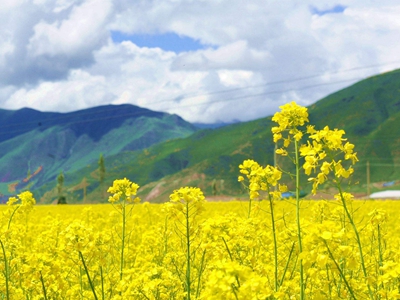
[1,0,400,124]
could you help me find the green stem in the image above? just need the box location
[120,201,126,281]
[377,223,384,295]
[100,266,105,300]
[323,240,357,300]
[222,237,241,288]
[0,240,10,300]
[232,286,239,300]
[7,206,20,230]
[185,201,191,300]
[79,266,83,299]
[248,198,252,218]
[294,139,305,299]
[378,224,383,269]
[326,265,333,299]
[195,249,207,299]
[79,251,98,300]
[267,185,279,292]
[335,182,374,300]
[280,242,295,286]
[39,271,48,300]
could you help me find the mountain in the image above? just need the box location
[193,121,240,129]
[4,69,400,204]
[69,68,400,203]
[0,104,198,202]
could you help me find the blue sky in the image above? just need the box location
[111,31,212,53]
[310,4,347,16]
[1,1,400,123]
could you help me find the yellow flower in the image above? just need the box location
[320,231,332,240]
[273,132,282,143]
[7,196,18,206]
[107,178,140,204]
[278,184,288,192]
[320,161,331,175]
[269,191,282,200]
[275,148,288,156]
[368,209,387,226]
[7,191,36,207]
[306,125,316,134]
[19,191,36,206]
[272,101,309,132]
[334,192,354,203]
[334,162,353,178]
[303,156,318,175]
[294,130,303,141]
[239,159,283,200]
[169,187,205,205]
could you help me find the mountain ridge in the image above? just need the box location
[3,69,400,203]
[0,104,198,201]
[99,69,400,203]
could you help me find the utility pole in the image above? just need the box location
[366,161,370,197]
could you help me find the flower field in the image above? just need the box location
[1,101,400,299]
[0,197,400,299]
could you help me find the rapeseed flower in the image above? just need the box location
[271,101,309,141]
[107,178,140,204]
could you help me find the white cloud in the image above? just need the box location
[218,70,255,87]
[28,0,112,57]
[171,40,271,71]
[1,0,400,123]
[5,69,113,112]
[0,0,26,12]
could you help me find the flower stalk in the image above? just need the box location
[107,178,140,281]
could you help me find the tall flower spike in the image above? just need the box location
[271,101,309,142]
[107,178,140,204]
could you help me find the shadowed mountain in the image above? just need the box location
[4,69,400,204]
[0,104,198,201]
[0,104,168,143]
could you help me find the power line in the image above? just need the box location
[0,77,361,135]
[165,77,364,110]
[1,61,400,134]
[168,60,400,99]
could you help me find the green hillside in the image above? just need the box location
[307,69,400,188]
[110,69,400,203]
[33,118,274,203]
[0,108,198,203]
[16,69,400,203]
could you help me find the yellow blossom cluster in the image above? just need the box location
[271,101,309,144]
[107,177,140,204]
[271,102,359,195]
[238,159,286,200]
[0,101,397,300]
[0,198,398,299]
[300,125,358,194]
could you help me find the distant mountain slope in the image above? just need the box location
[33,117,273,203]
[0,104,168,143]
[308,69,400,135]
[6,69,400,204]
[0,104,198,201]
[193,121,239,129]
[58,68,400,204]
